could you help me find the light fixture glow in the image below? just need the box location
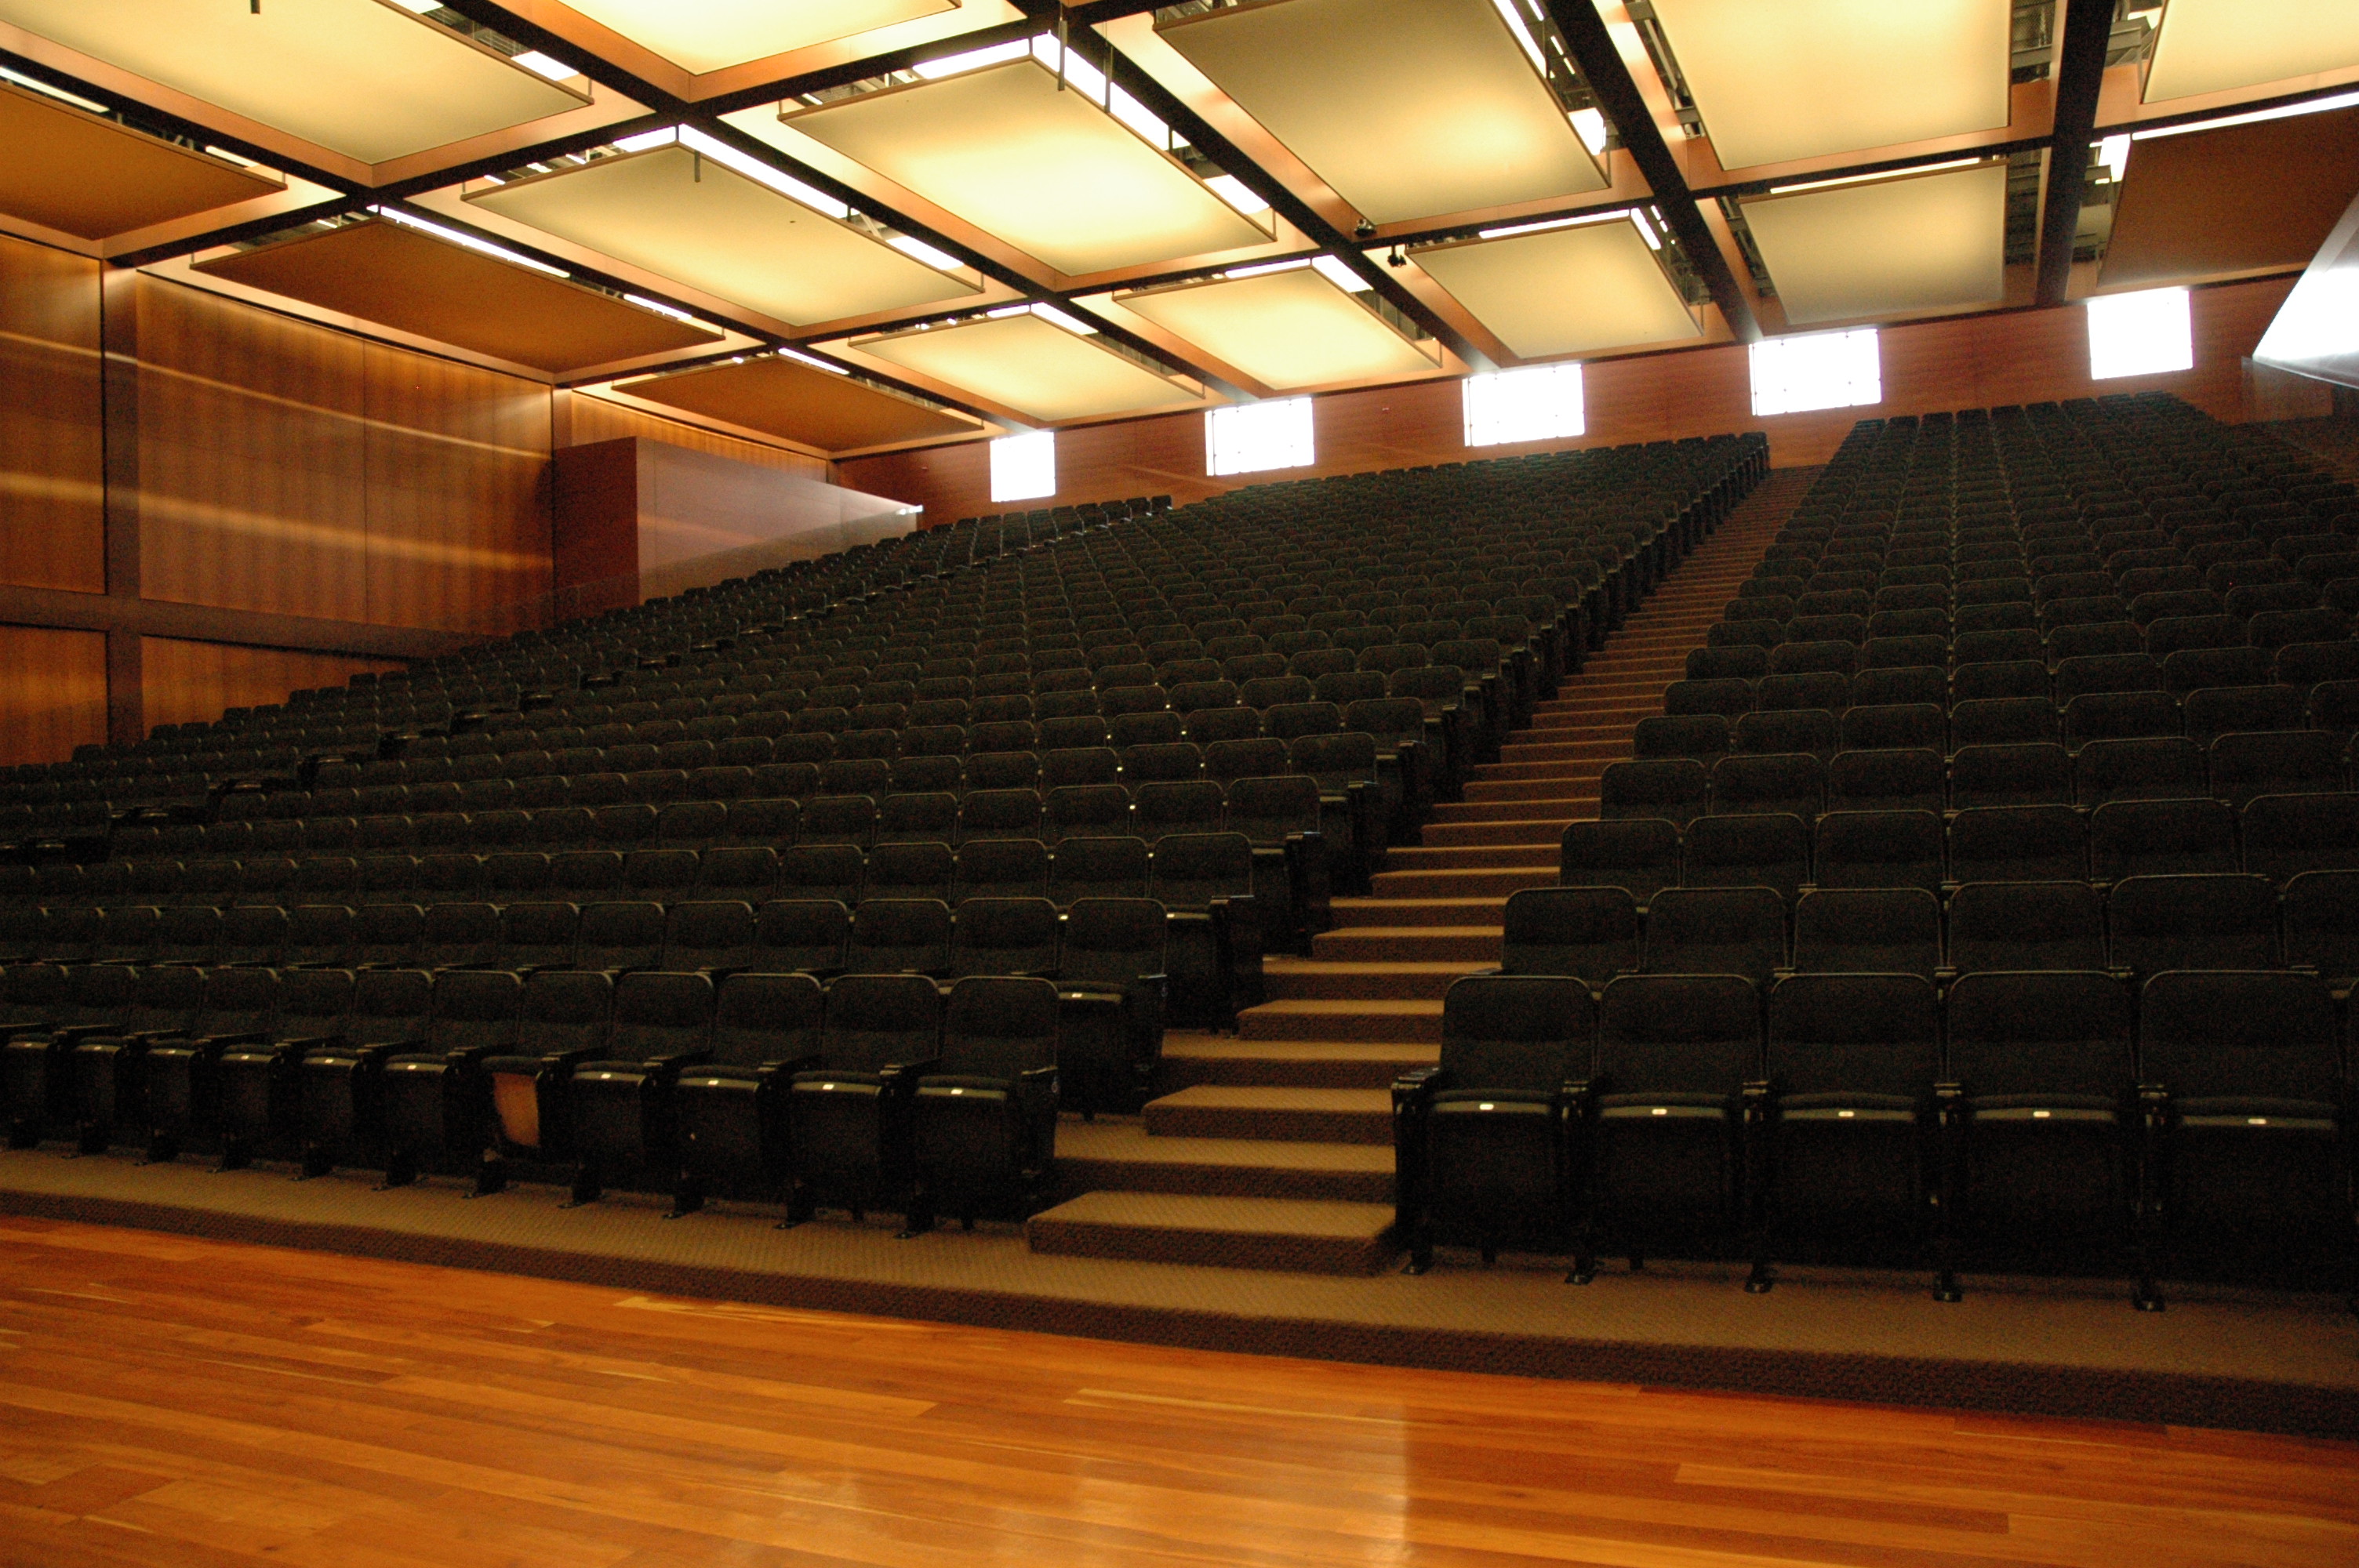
[1630,209,1661,249]
[558,0,961,74]
[777,347,850,374]
[912,38,1033,80]
[1207,396,1315,476]
[371,205,569,278]
[1478,209,1626,240]
[2131,89,2359,141]
[1030,303,1100,336]
[509,50,576,81]
[1203,173,1271,216]
[2097,134,2132,181]
[1309,254,1372,292]
[1486,0,1549,74]
[0,64,107,113]
[1416,216,1700,358]
[1569,107,1609,156]
[621,292,705,327]
[1772,156,1988,196]
[2087,287,2194,379]
[1108,86,1170,147]
[1030,34,1110,102]
[613,127,680,154]
[1223,259,1311,280]
[887,233,965,271]
[990,429,1057,502]
[678,125,850,220]
[2143,0,2359,103]
[1750,327,1881,416]
[1463,361,1585,446]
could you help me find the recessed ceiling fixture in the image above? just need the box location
[1647,0,2010,169]
[780,45,1274,274]
[1156,0,1606,226]
[0,0,591,163]
[559,0,961,74]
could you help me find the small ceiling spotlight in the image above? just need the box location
[1354,218,1375,239]
[1387,246,1406,268]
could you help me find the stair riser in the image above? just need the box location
[1417,821,1572,847]
[1054,1156,1394,1203]
[1370,869,1555,898]
[1313,930,1501,962]
[1262,968,1462,1002]
[1329,898,1509,927]
[1157,1051,1425,1090]
[1142,1099,1396,1144]
[1238,1009,1444,1045]
[1026,1214,1398,1274]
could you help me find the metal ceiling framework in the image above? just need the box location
[0,0,2350,456]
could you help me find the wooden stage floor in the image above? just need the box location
[0,1216,2353,1568]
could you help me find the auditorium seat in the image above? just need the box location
[907,975,1062,1231]
[378,967,521,1187]
[1053,898,1169,1118]
[1789,888,1941,978]
[669,971,827,1216]
[478,970,613,1188]
[783,972,942,1225]
[563,970,716,1206]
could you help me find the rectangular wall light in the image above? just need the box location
[1750,328,1881,416]
[1207,397,1314,477]
[990,430,1057,502]
[2087,287,2194,380]
[1463,363,1585,448]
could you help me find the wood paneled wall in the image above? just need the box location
[134,278,552,630]
[840,275,2302,523]
[0,626,107,769]
[140,637,399,735]
[565,392,833,482]
[0,234,104,593]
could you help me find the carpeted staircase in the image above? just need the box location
[1028,468,1821,1273]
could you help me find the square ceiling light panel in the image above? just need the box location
[0,0,590,165]
[1115,263,1440,390]
[2145,0,2359,102]
[851,310,1208,423]
[559,0,958,73]
[192,217,722,374]
[1155,0,1606,226]
[467,141,978,331]
[782,55,1274,274]
[1412,216,1699,358]
[0,80,283,239]
[619,354,982,451]
[1648,0,2010,169]
[1739,161,2008,325]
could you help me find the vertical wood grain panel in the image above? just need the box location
[839,275,2305,517]
[0,232,104,593]
[362,341,551,631]
[0,625,107,767]
[566,392,833,481]
[135,276,369,620]
[140,637,399,735]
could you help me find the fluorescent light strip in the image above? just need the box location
[2097,133,2132,181]
[1310,254,1372,293]
[613,126,678,154]
[621,292,711,329]
[1109,85,1170,148]
[912,38,1033,80]
[1487,0,1550,76]
[1203,173,1270,217]
[370,206,569,278]
[1223,258,1311,279]
[1630,209,1661,249]
[1478,209,1629,240]
[2130,89,2359,140]
[777,347,849,374]
[1030,34,1110,103]
[1030,302,1099,336]
[510,50,576,82]
[887,233,965,272]
[0,64,107,114]
[1772,157,1988,196]
[1570,107,1609,156]
[677,126,851,220]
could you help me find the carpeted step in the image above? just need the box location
[1472,759,1609,782]
[1055,1119,1396,1202]
[1417,818,1576,848]
[1236,999,1445,1044]
[1025,1192,1400,1275]
[1142,1084,1394,1142]
[1312,924,1501,963]
[1158,1036,1437,1089]
[1263,958,1472,1001]
[1329,895,1509,927]
[1456,779,1606,804]
[1382,842,1576,870]
[1369,866,1555,898]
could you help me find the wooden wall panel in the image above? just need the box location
[136,276,370,621]
[0,625,107,767]
[0,233,104,593]
[140,637,398,735]
[565,392,832,481]
[839,276,2303,520]
[361,342,551,631]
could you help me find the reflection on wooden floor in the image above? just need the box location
[0,1216,2351,1567]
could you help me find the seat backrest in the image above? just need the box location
[1599,759,1709,827]
[430,968,520,1054]
[1147,831,1254,908]
[2087,797,2238,880]
[844,898,953,974]
[517,969,612,1054]
[276,965,354,1032]
[706,971,824,1069]
[663,898,757,969]
[576,900,667,969]
[1059,897,1166,982]
[1790,887,1941,978]
[820,972,941,1072]
[1681,812,1810,900]
[1559,818,1681,904]
[1640,887,1786,982]
[1595,974,1761,1094]
[1812,808,1943,892]
[346,968,431,1045]
[194,964,279,1036]
[1049,835,1150,904]
[1707,753,1826,820]
[1438,975,1595,1091]
[2139,970,2339,1105]
[949,896,1060,976]
[1943,971,2131,1101]
[754,897,850,971]
[2106,873,2280,974]
[1765,973,1939,1102]
[605,970,714,1062]
[1500,887,1639,983]
[937,975,1060,1080]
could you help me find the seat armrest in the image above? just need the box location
[878,1058,941,1092]
[642,1048,713,1076]
[750,1053,823,1081]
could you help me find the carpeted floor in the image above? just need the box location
[4,1145,2354,1437]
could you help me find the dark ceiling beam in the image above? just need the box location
[2034,0,2117,307]
[1541,0,1757,343]
[1089,36,1492,372]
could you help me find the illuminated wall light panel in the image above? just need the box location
[2087,287,2194,379]
[1463,362,1585,447]
[780,55,1274,274]
[1412,215,1699,358]
[1156,0,1607,226]
[851,310,1207,423]
[1750,327,1881,416]
[1207,397,1314,477]
[990,430,1057,502]
[0,0,589,163]
[1118,264,1439,390]
[467,141,977,329]
[1739,162,2008,325]
[1648,0,2010,169]
[561,0,958,74]
[2143,0,2359,103]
